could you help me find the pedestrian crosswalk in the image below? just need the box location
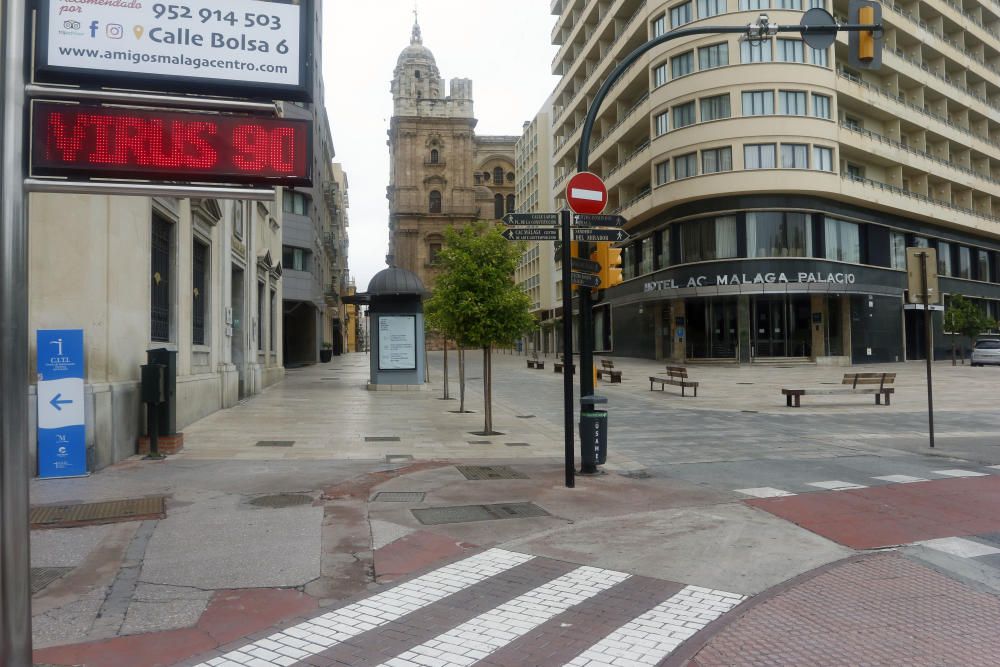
[191,549,746,667]
[735,466,998,498]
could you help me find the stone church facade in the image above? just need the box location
[387,19,518,289]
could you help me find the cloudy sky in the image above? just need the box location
[324,1,560,290]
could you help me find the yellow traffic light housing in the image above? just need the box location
[848,1,882,70]
[589,243,624,289]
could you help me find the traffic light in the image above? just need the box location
[848,0,882,70]
[590,243,623,289]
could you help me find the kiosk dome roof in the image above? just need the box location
[367,267,427,296]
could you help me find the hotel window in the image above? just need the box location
[654,62,668,87]
[937,241,952,276]
[655,110,670,136]
[680,216,738,262]
[639,237,655,275]
[740,0,770,8]
[653,14,667,37]
[777,39,805,62]
[670,1,693,28]
[673,101,696,128]
[622,246,635,280]
[702,147,733,173]
[812,93,831,119]
[977,249,992,281]
[813,146,834,171]
[744,143,776,169]
[742,90,774,115]
[781,143,808,169]
[659,229,672,268]
[810,46,829,67]
[890,231,907,269]
[958,246,972,279]
[655,160,671,185]
[911,236,930,248]
[671,51,694,78]
[747,212,811,257]
[824,217,861,263]
[779,90,807,115]
[698,0,726,17]
[775,0,801,7]
[674,152,698,179]
[698,43,729,69]
[741,39,772,63]
[701,94,731,121]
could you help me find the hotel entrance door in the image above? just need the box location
[752,295,812,358]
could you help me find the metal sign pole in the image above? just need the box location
[561,210,575,488]
[920,252,935,448]
[1,0,34,663]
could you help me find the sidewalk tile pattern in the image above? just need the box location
[691,554,1000,667]
[918,536,1000,558]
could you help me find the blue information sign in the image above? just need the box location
[36,329,87,478]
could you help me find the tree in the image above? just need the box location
[943,295,998,364]
[424,223,536,434]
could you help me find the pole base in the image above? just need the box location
[144,453,167,461]
[578,465,602,476]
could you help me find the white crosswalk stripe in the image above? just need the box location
[735,487,795,498]
[807,480,868,491]
[872,474,928,484]
[564,585,746,667]
[932,469,989,478]
[917,537,1000,558]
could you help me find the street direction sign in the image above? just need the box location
[36,329,87,478]
[573,213,626,228]
[571,271,602,288]
[503,212,559,226]
[501,227,560,242]
[566,172,608,215]
[571,257,601,274]
[573,228,631,243]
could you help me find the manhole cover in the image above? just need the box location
[366,436,401,442]
[372,492,426,503]
[467,440,492,445]
[505,442,531,447]
[248,493,313,509]
[31,497,166,528]
[741,410,759,414]
[736,382,754,385]
[321,377,340,380]
[456,465,528,480]
[620,470,652,479]
[31,567,72,594]
[255,440,294,447]
[516,415,536,419]
[385,454,414,464]
[412,502,550,525]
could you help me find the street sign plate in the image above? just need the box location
[502,227,560,242]
[573,214,626,228]
[571,271,602,288]
[571,257,601,274]
[573,228,631,243]
[566,172,608,215]
[503,213,559,226]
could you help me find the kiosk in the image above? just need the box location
[362,268,427,390]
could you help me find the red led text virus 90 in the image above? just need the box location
[31,102,311,186]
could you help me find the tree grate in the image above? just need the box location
[505,442,531,447]
[31,567,73,594]
[412,502,550,525]
[255,440,295,447]
[467,440,492,445]
[455,465,528,480]
[366,436,401,442]
[30,497,166,528]
[248,493,313,509]
[372,492,426,503]
[516,415,536,419]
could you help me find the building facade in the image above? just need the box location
[550,0,1000,364]
[387,18,518,289]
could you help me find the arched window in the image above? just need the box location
[494,194,504,220]
[429,190,442,214]
[493,167,504,184]
[415,70,421,79]
[430,149,439,164]
[506,194,515,213]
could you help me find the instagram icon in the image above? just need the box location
[106,24,124,39]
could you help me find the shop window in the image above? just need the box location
[698,0,726,18]
[670,1,692,28]
[747,212,811,257]
[429,190,442,213]
[824,217,861,264]
[698,43,729,69]
[673,101,696,128]
[671,51,694,78]
[936,241,952,276]
[890,231,907,270]
[702,147,732,173]
[744,143,776,169]
[741,39,772,63]
[680,216,738,263]
[700,94,731,121]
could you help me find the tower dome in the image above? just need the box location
[396,17,436,69]
[392,13,442,113]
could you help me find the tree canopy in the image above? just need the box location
[944,295,997,344]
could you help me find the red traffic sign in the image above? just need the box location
[566,172,608,215]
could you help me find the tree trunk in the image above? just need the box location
[961,342,967,365]
[483,346,493,434]
[458,347,466,413]
[951,340,957,366]
[442,339,450,400]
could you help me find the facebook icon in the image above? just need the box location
[89,20,99,37]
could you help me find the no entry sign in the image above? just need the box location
[566,171,608,215]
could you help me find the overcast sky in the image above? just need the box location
[324,1,560,290]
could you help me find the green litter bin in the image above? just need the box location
[579,410,608,467]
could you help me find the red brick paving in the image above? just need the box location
[373,530,476,583]
[197,588,317,646]
[689,553,1000,667]
[747,475,1000,549]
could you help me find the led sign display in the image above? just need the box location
[31,102,311,186]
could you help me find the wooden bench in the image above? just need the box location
[649,366,699,397]
[553,356,574,375]
[596,359,622,383]
[781,372,896,408]
[526,352,545,370]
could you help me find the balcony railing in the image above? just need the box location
[607,138,651,179]
[841,173,1000,224]
[611,186,652,214]
[593,91,649,152]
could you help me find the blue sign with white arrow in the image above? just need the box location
[36,329,87,478]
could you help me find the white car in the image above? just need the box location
[971,338,1000,366]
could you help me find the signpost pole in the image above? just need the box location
[560,210,575,488]
[920,252,935,449]
[1,0,34,663]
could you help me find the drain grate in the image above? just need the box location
[372,491,426,503]
[366,436,401,442]
[385,454,414,464]
[412,502,550,525]
[467,440,492,445]
[455,465,528,480]
[505,442,531,447]
[255,440,294,447]
[31,567,73,594]
[620,470,652,479]
[516,415,536,419]
[30,497,166,528]
[736,382,754,385]
[248,493,313,509]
